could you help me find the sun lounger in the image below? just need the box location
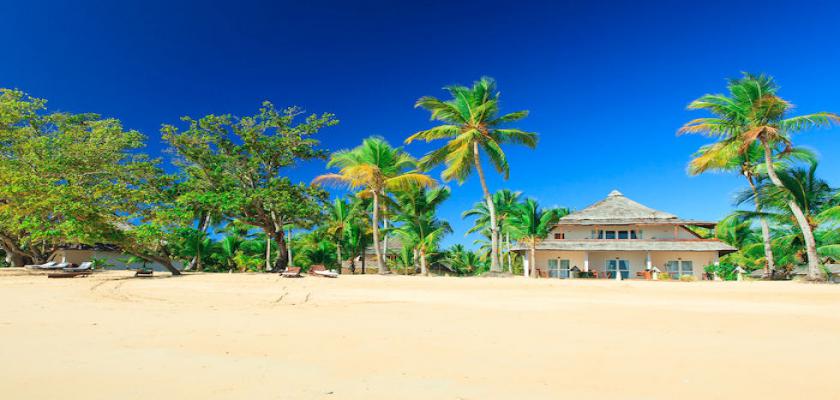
[47,262,71,270]
[63,262,92,272]
[281,266,302,278]
[309,265,338,278]
[26,261,57,269]
[135,268,154,277]
[47,271,91,278]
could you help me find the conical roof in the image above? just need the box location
[557,190,713,226]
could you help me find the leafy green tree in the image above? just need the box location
[407,77,537,272]
[0,88,182,273]
[162,102,336,271]
[507,199,568,277]
[314,137,435,273]
[680,73,839,279]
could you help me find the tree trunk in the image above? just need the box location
[747,176,776,277]
[187,213,211,271]
[287,228,293,267]
[529,242,536,278]
[472,141,500,272]
[0,233,37,267]
[134,253,181,276]
[271,230,288,271]
[361,250,366,274]
[762,140,821,280]
[265,236,272,272]
[506,232,512,273]
[420,248,428,276]
[413,247,420,275]
[371,191,386,274]
[336,244,342,274]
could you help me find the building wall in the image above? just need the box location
[550,225,698,240]
[530,250,718,279]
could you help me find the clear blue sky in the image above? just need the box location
[3,0,838,248]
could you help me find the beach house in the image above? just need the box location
[517,190,736,279]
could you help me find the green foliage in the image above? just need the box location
[444,244,488,276]
[162,101,336,270]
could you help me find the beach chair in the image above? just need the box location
[135,268,154,277]
[27,261,58,269]
[309,265,338,278]
[47,271,91,278]
[281,266,302,278]
[63,262,92,272]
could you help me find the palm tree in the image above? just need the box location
[391,186,452,275]
[444,244,488,276]
[507,199,568,278]
[680,73,840,280]
[407,77,537,272]
[690,140,815,276]
[325,197,355,274]
[314,137,435,273]
[462,189,522,272]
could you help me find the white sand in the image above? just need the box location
[1,270,838,399]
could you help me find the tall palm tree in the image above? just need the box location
[462,189,522,272]
[314,137,435,273]
[506,199,568,277]
[391,186,452,275]
[407,77,537,272]
[680,73,840,280]
[325,197,355,274]
[690,141,815,276]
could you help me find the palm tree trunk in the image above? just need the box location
[472,142,500,272]
[747,176,776,277]
[413,247,419,275]
[762,140,821,280]
[506,232,512,273]
[420,248,428,276]
[371,191,386,273]
[336,244,342,274]
[529,241,536,278]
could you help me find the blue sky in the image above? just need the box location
[3,0,839,248]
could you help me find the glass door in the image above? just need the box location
[559,259,570,278]
[607,260,630,279]
[547,259,559,278]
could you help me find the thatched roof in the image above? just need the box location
[512,240,736,253]
[557,190,717,227]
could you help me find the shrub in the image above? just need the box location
[679,275,696,282]
[658,272,671,280]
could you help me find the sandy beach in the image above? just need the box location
[1,270,838,399]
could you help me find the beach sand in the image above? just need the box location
[1,270,838,399]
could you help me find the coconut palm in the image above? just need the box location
[444,244,487,276]
[407,77,537,272]
[680,73,840,280]
[507,199,568,278]
[462,189,522,272]
[690,140,815,276]
[313,137,435,273]
[740,162,839,268]
[325,197,356,274]
[391,186,452,275]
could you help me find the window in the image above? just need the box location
[597,229,637,239]
[666,260,693,278]
[554,232,565,240]
[548,259,570,278]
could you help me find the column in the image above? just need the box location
[583,251,589,272]
[646,251,652,270]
